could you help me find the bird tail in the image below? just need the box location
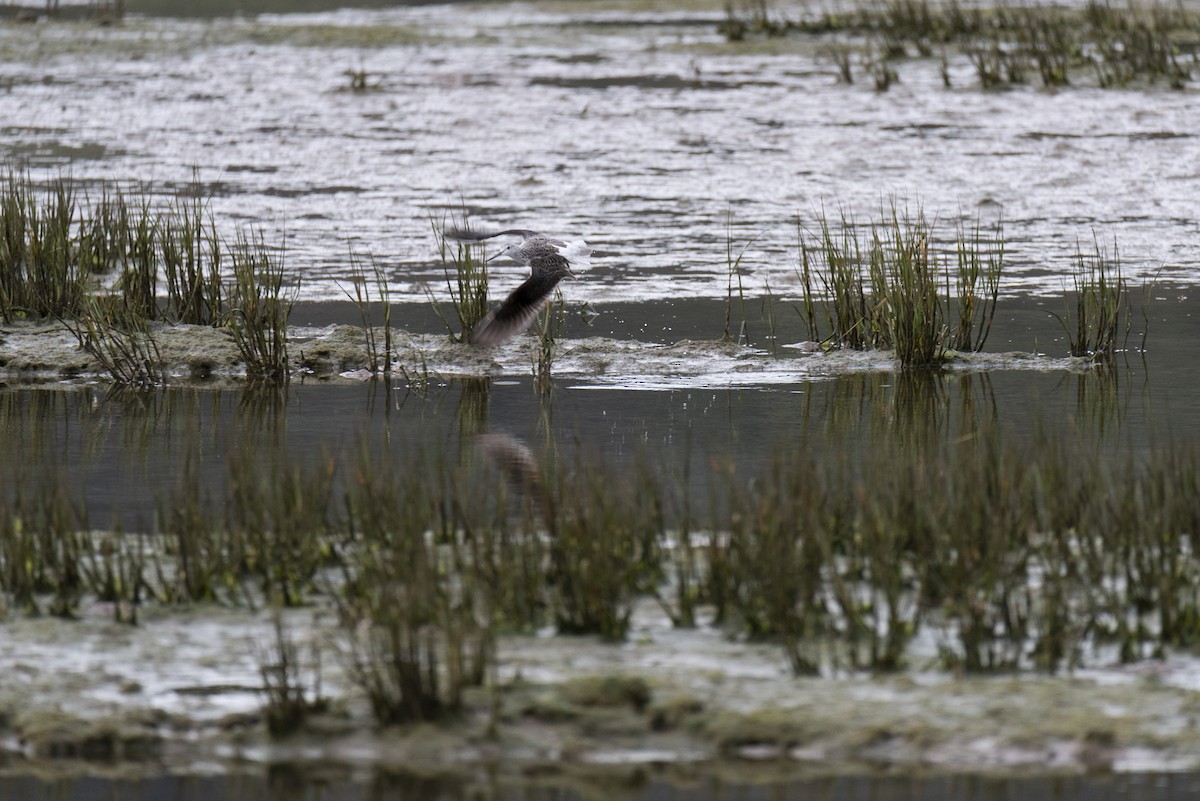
[559,240,593,270]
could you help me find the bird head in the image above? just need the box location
[487,242,527,265]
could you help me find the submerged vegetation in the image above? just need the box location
[723,0,1200,89]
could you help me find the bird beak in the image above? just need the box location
[486,251,503,263]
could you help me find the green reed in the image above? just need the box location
[0,171,297,380]
[796,203,1002,366]
[64,294,167,387]
[226,231,294,382]
[0,170,86,321]
[723,0,1199,89]
[1052,236,1129,360]
[431,214,489,343]
[342,247,394,374]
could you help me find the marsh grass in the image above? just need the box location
[159,186,226,326]
[723,0,1200,89]
[870,207,943,366]
[1052,236,1129,360]
[949,216,1004,352]
[0,170,86,321]
[4,409,1200,677]
[795,204,1010,366]
[431,215,489,343]
[63,294,167,387]
[338,448,492,723]
[341,248,394,374]
[226,231,294,382]
[0,469,89,617]
[533,292,566,393]
[85,524,148,625]
[226,446,336,606]
[719,0,790,41]
[543,452,663,642]
[0,171,306,382]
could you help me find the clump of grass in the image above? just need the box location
[949,215,1003,352]
[155,447,237,605]
[796,203,1009,367]
[532,292,565,393]
[431,214,489,343]
[226,231,294,382]
[867,43,900,90]
[159,184,225,326]
[63,294,167,387]
[226,446,337,607]
[543,452,662,642]
[0,170,86,321]
[0,171,312,384]
[1052,235,1129,360]
[722,216,759,344]
[340,248,394,374]
[719,0,791,41]
[870,206,943,366]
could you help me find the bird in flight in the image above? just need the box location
[446,228,592,346]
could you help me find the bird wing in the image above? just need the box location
[445,228,539,242]
[468,257,566,345]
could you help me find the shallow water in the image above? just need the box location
[4,769,1200,801]
[2,0,1199,305]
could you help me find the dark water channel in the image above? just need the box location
[3,767,1200,801]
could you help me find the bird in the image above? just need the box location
[445,228,592,346]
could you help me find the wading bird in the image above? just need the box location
[446,228,591,345]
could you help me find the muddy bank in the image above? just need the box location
[2,599,1200,779]
[0,319,1089,388]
